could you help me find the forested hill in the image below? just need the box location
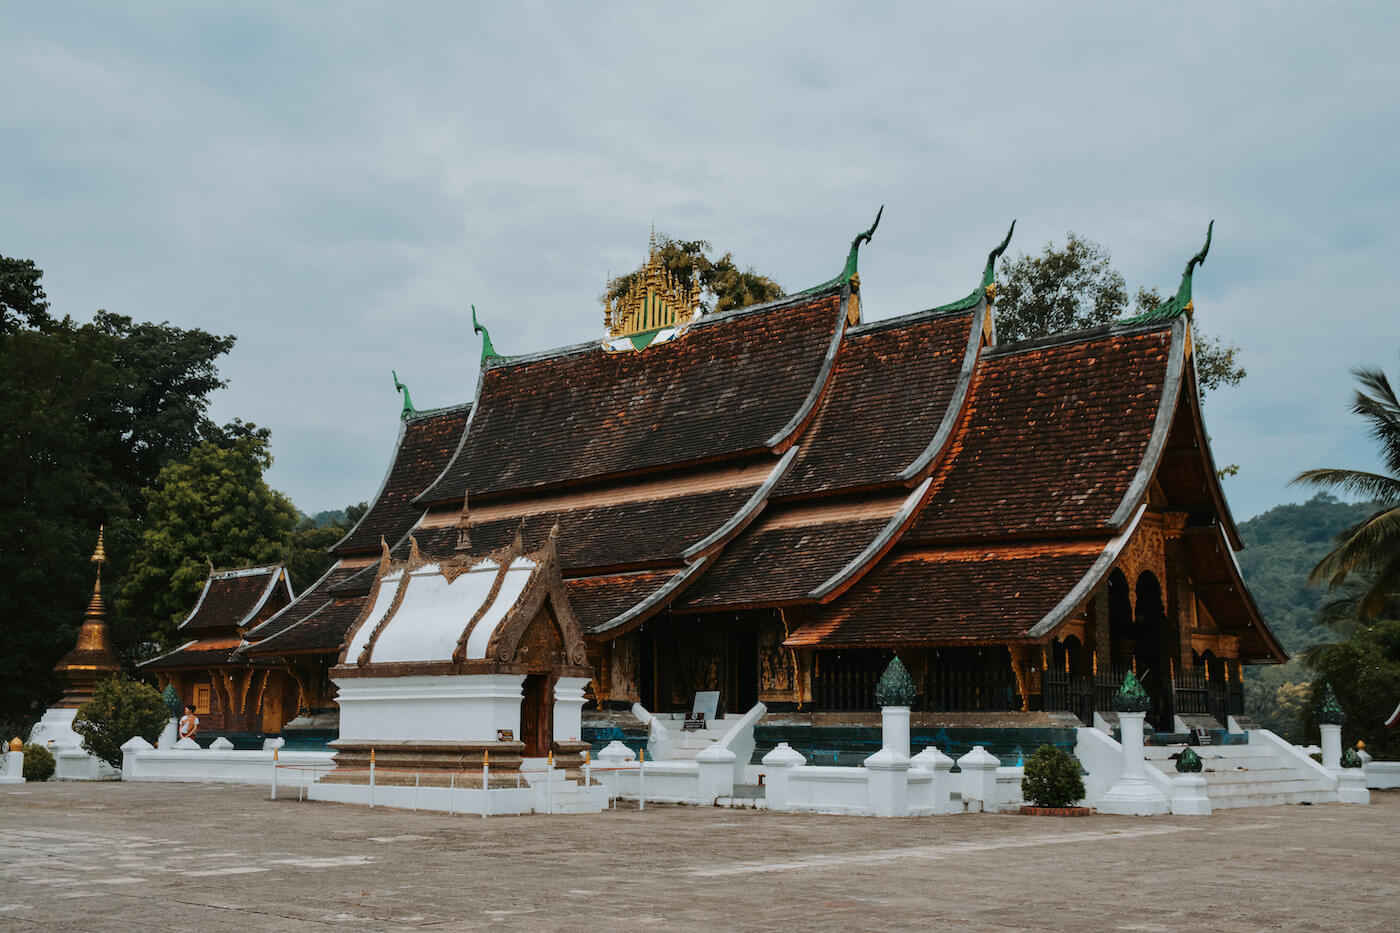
[1235,494,1381,653]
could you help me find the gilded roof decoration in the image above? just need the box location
[603,229,701,351]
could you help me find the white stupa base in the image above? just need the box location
[1097,777,1170,816]
[29,707,119,780]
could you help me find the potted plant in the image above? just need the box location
[1020,744,1090,815]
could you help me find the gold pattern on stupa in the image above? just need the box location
[603,229,700,339]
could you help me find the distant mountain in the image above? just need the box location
[1236,494,1381,653]
[307,508,349,528]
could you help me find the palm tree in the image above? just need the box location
[1293,364,1400,619]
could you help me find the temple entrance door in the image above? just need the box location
[261,675,284,733]
[520,673,554,758]
[725,630,758,717]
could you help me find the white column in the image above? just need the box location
[696,742,737,803]
[552,677,590,745]
[1170,773,1211,815]
[1096,711,1170,816]
[880,705,911,759]
[864,749,910,817]
[0,750,24,784]
[121,736,153,782]
[761,742,805,812]
[1319,723,1342,771]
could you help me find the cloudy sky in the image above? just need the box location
[4,3,1397,522]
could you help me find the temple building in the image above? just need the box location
[224,215,1282,754]
[140,564,297,735]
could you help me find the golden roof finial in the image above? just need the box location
[90,525,106,566]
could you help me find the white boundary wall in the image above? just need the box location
[121,738,333,785]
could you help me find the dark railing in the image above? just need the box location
[924,649,1019,712]
[1173,669,1210,716]
[812,653,885,711]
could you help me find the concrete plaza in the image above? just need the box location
[1,782,1397,931]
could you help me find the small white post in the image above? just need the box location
[761,742,806,812]
[270,747,278,800]
[697,742,738,804]
[414,771,420,812]
[1319,723,1343,771]
[369,749,376,809]
[482,751,489,819]
[639,749,646,811]
[547,752,555,816]
[910,746,956,814]
[955,746,1001,813]
[449,770,455,816]
[298,767,305,802]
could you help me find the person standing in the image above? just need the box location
[179,704,199,741]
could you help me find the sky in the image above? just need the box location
[4,3,1397,522]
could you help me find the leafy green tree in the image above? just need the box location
[1293,364,1400,619]
[995,233,1245,396]
[120,423,298,648]
[1020,744,1085,808]
[284,502,365,591]
[0,256,235,729]
[73,675,169,767]
[605,234,785,315]
[1304,619,1400,757]
[22,743,56,781]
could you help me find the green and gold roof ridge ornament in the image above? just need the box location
[933,219,1016,313]
[602,227,702,350]
[874,655,916,707]
[391,370,416,420]
[1316,682,1346,726]
[472,304,501,365]
[1115,670,1151,713]
[796,205,884,297]
[1122,220,1214,325]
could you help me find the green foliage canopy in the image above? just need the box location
[1293,363,1400,620]
[73,675,169,768]
[1305,619,1400,757]
[994,233,1245,397]
[22,742,56,782]
[120,424,299,649]
[0,256,235,729]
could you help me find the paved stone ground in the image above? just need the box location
[2,782,1398,931]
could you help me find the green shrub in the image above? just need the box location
[73,676,168,769]
[22,743,55,781]
[1021,744,1085,808]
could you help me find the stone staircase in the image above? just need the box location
[1144,743,1333,808]
[519,759,608,814]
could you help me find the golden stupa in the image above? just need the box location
[51,527,122,708]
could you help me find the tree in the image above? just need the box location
[0,256,236,728]
[1305,619,1400,758]
[119,422,298,649]
[284,502,366,591]
[1293,364,1400,619]
[73,675,169,768]
[605,234,785,315]
[995,233,1245,397]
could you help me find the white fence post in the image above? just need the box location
[369,748,376,809]
[482,751,489,819]
[270,747,278,800]
[639,749,645,811]
[761,742,806,812]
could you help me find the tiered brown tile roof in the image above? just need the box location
[907,325,1174,543]
[335,404,471,555]
[786,543,1107,647]
[566,571,685,634]
[417,290,845,504]
[176,565,291,635]
[778,308,976,497]
[241,563,369,651]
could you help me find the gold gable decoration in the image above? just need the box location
[603,231,700,340]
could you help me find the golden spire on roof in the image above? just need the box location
[91,524,106,567]
[603,232,700,341]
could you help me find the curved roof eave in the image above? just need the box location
[897,298,987,483]
[590,555,716,639]
[1027,503,1149,640]
[809,477,933,601]
[679,447,799,562]
[1107,317,1188,531]
[764,282,854,451]
[1179,342,1246,551]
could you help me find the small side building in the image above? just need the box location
[140,564,296,737]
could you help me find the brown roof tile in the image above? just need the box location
[418,291,845,503]
[178,566,291,635]
[679,516,891,609]
[242,563,367,646]
[565,571,682,635]
[908,326,1173,542]
[335,405,471,555]
[248,598,367,655]
[779,309,975,496]
[786,543,1106,647]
